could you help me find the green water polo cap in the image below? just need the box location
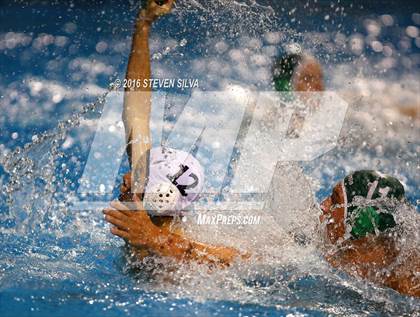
[342,170,405,239]
[272,53,302,92]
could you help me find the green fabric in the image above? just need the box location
[344,170,405,214]
[377,212,397,231]
[272,53,302,92]
[343,170,404,239]
[350,207,398,239]
[274,78,293,92]
[350,206,380,239]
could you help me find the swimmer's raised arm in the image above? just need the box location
[103,196,247,267]
[123,0,174,194]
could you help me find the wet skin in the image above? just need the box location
[103,196,244,267]
[109,170,420,297]
[292,58,325,92]
[319,182,346,244]
[105,0,419,297]
[319,182,420,297]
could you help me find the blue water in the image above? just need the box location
[1,1,420,316]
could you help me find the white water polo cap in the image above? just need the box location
[143,147,205,216]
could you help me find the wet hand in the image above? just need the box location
[103,196,161,247]
[140,0,175,23]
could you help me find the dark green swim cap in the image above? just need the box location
[350,206,397,239]
[343,170,405,239]
[272,54,302,92]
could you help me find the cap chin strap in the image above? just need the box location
[341,180,356,239]
[143,182,181,216]
[341,180,348,220]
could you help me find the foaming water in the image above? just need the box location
[1,1,420,316]
[0,88,111,233]
[174,0,279,36]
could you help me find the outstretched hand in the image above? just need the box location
[140,0,175,23]
[105,186,247,266]
[103,196,161,248]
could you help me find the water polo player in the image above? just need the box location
[272,48,324,92]
[320,170,404,243]
[320,170,419,297]
[116,0,205,219]
[271,46,325,137]
[103,1,419,297]
[103,0,244,265]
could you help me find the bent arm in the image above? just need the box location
[145,228,245,267]
[325,236,420,298]
[103,200,247,267]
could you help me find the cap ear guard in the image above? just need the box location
[349,206,397,239]
[143,182,182,216]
